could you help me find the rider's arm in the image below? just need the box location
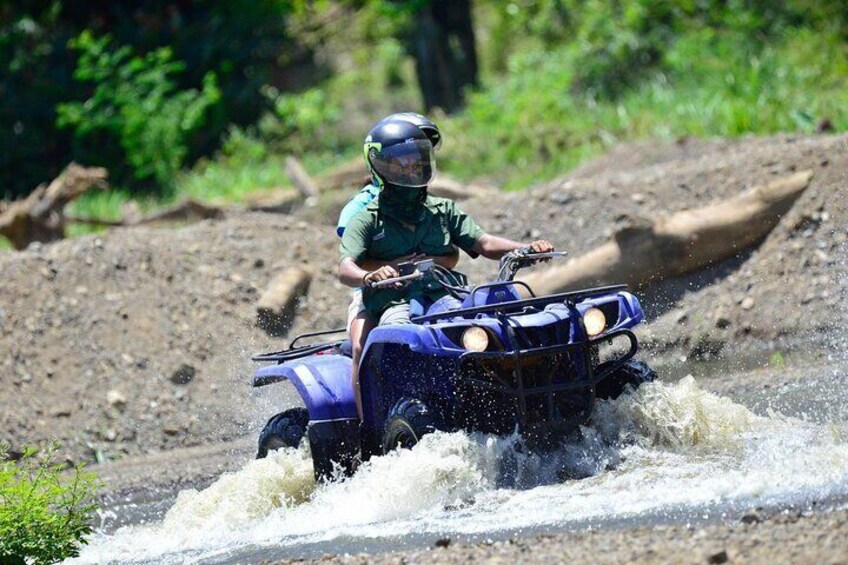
[339,257,400,288]
[339,211,401,288]
[472,234,554,260]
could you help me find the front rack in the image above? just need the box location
[412,284,627,324]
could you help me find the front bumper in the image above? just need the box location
[456,329,638,434]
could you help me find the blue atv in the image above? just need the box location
[252,250,656,480]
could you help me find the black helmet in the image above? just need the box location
[363,119,435,188]
[375,112,442,150]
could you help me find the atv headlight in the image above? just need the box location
[461,327,490,352]
[583,307,606,337]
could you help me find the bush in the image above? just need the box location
[57,31,221,190]
[0,442,99,565]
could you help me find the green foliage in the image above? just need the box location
[57,32,221,189]
[1,2,306,198]
[0,442,100,565]
[439,2,848,188]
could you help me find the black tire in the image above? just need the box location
[595,359,657,400]
[381,399,439,454]
[256,408,309,459]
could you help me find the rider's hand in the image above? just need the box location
[529,239,554,262]
[363,265,402,288]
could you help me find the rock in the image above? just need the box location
[631,192,646,204]
[53,406,73,418]
[162,425,181,436]
[170,364,196,385]
[106,389,128,408]
[741,296,755,310]
[741,512,762,525]
[434,537,452,548]
[708,549,729,564]
[550,192,573,205]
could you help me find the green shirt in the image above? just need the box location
[340,195,486,318]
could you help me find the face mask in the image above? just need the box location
[380,184,427,223]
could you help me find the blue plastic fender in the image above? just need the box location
[253,354,356,421]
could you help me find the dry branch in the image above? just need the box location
[256,267,313,336]
[520,170,814,295]
[0,163,108,250]
[286,156,319,206]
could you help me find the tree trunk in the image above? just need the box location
[520,170,814,295]
[410,0,478,113]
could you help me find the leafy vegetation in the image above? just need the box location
[0,1,309,198]
[3,0,848,221]
[172,0,848,193]
[57,31,221,188]
[0,442,100,565]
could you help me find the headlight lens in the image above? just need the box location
[461,327,490,352]
[583,307,606,337]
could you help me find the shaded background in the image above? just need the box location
[2,1,846,204]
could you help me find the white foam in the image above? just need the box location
[72,375,848,564]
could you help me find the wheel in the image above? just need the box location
[381,399,439,454]
[595,359,657,400]
[256,408,309,459]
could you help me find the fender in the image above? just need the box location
[253,354,356,421]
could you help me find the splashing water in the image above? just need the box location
[72,375,848,564]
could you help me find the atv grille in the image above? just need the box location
[455,347,593,434]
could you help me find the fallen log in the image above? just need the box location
[135,199,224,225]
[65,198,225,228]
[256,267,313,337]
[0,163,108,250]
[520,170,814,295]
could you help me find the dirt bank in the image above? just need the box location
[2,133,846,468]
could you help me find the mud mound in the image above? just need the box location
[645,135,848,356]
[0,215,346,464]
[1,133,845,465]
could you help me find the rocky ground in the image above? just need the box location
[2,133,848,563]
[270,506,848,565]
[2,133,846,467]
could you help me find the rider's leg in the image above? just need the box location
[348,291,374,419]
[350,302,411,419]
[378,303,412,325]
[349,310,375,420]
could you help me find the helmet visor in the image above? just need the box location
[370,139,435,187]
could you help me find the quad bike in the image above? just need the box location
[252,249,656,480]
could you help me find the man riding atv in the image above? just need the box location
[251,116,657,482]
[339,116,554,417]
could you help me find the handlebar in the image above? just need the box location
[367,248,568,290]
[369,270,425,288]
[367,259,435,289]
[497,249,568,281]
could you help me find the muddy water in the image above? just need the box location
[69,365,848,565]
